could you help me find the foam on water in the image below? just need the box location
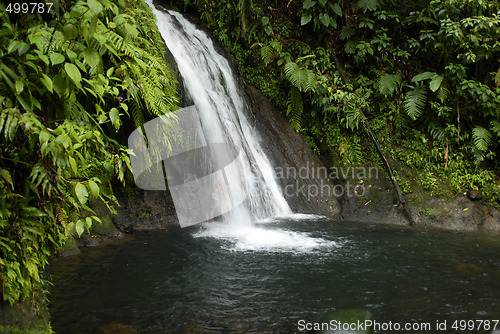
[192,218,342,253]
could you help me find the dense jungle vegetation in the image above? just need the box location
[0,0,499,329]
[171,0,500,203]
[0,0,178,316]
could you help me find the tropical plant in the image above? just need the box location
[177,0,500,205]
[0,0,178,306]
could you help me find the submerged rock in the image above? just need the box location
[455,262,484,276]
[311,309,374,334]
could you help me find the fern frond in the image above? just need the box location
[378,73,401,96]
[286,86,303,132]
[472,126,491,152]
[261,45,273,65]
[284,62,298,80]
[303,70,317,92]
[491,121,500,136]
[437,86,449,103]
[130,100,145,129]
[1,108,20,141]
[404,84,427,120]
[350,135,364,164]
[269,39,282,52]
[428,124,446,141]
[358,0,379,11]
[284,61,317,93]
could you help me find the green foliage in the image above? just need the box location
[472,126,492,152]
[301,0,343,31]
[180,0,499,205]
[286,87,303,132]
[378,73,401,97]
[404,84,427,120]
[0,0,178,306]
[358,0,379,12]
[419,208,431,216]
[283,61,317,93]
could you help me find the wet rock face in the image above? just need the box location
[112,189,178,231]
[245,85,342,218]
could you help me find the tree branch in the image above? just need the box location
[332,49,416,226]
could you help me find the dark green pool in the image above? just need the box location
[48,217,500,333]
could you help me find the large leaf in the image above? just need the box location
[429,75,443,92]
[64,63,81,85]
[50,53,65,66]
[7,41,21,54]
[41,74,53,93]
[88,0,103,14]
[75,220,85,237]
[301,14,312,26]
[88,179,100,197]
[75,183,88,205]
[404,85,427,120]
[109,108,121,130]
[260,45,273,65]
[63,24,78,40]
[332,3,343,16]
[303,0,316,9]
[53,74,67,94]
[89,14,99,38]
[412,71,436,83]
[319,13,330,27]
[82,47,101,68]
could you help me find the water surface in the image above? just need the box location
[49,219,500,333]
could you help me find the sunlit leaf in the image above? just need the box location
[88,179,99,197]
[301,14,312,26]
[75,183,88,205]
[64,63,81,85]
[50,53,65,66]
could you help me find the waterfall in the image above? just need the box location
[147,3,292,224]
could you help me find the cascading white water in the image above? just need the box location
[146,3,339,252]
[148,3,291,222]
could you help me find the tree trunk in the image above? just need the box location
[332,50,416,226]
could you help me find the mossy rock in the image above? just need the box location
[90,215,117,236]
[0,299,53,334]
[57,236,80,257]
[0,324,53,334]
[313,309,374,334]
